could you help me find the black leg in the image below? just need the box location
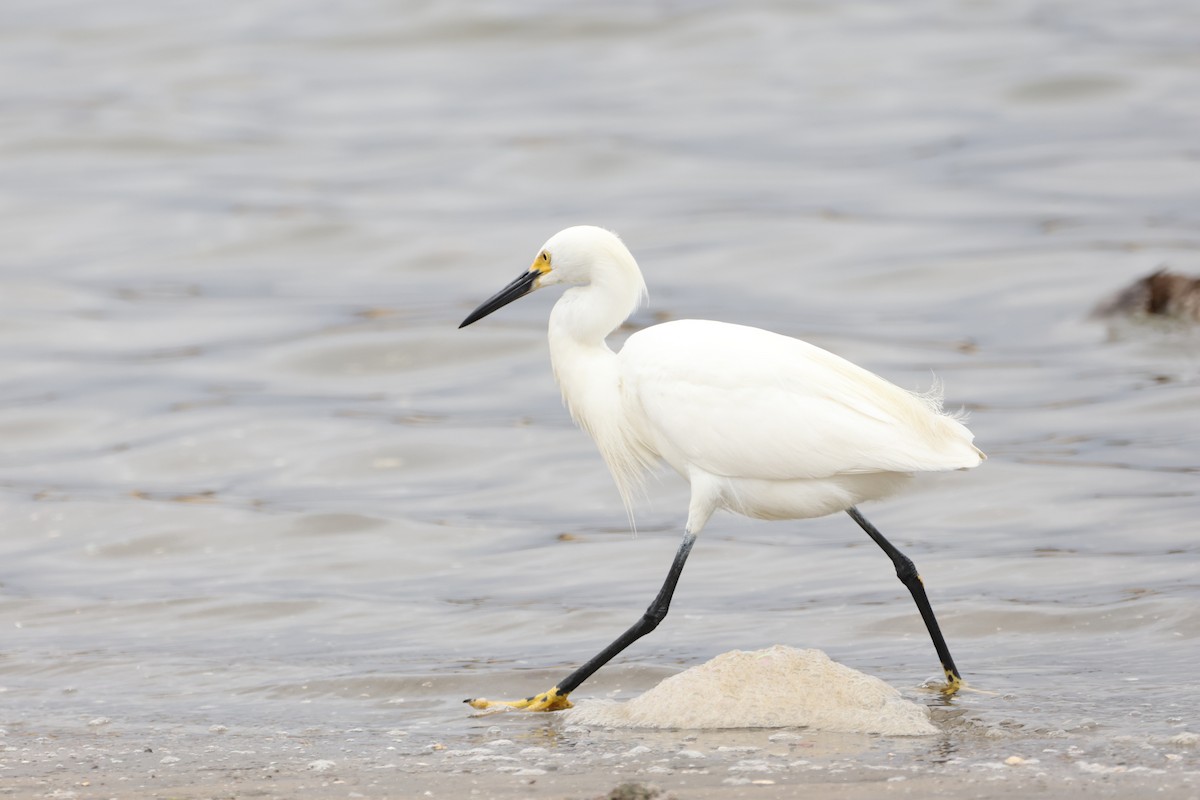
[557,531,696,694]
[465,531,697,710]
[846,506,963,690]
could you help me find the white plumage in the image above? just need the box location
[621,319,981,523]
[459,224,984,711]
[531,226,982,532]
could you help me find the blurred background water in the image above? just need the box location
[2,0,1199,787]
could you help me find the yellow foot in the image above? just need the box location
[922,672,997,696]
[465,686,573,712]
[920,671,965,696]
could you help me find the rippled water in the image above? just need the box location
[2,0,1199,792]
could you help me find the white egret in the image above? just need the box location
[459,226,984,712]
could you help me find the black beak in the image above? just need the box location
[459,270,540,328]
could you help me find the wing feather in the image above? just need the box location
[619,320,980,481]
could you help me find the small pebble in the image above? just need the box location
[1005,756,1025,766]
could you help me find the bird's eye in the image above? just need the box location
[540,252,550,263]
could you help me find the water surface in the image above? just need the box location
[1,0,1198,793]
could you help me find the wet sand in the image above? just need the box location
[10,773,1197,800]
[6,708,1198,799]
[6,736,1197,800]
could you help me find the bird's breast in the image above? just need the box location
[550,339,658,513]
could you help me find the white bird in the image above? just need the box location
[459,225,984,711]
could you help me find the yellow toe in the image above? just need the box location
[464,687,572,712]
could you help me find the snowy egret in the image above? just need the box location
[459,226,984,711]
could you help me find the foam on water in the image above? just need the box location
[564,645,938,735]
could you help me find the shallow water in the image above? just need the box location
[2,0,1199,792]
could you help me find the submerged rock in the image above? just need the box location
[592,783,669,800]
[1094,269,1200,322]
[564,645,938,735]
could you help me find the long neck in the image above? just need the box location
[548,284,622,422]
[548,265,643,345]
[546,262,643,408]
[547,282,654,519]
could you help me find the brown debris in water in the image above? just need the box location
[1094,268,1200,322]
[591,783,672,800]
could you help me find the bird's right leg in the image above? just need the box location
[465,531,697,712]
[846,506,964,694]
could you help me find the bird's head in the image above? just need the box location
[459,226,643,328]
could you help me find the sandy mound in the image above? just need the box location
[564,645,937,735]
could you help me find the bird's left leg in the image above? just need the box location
[846,506,964,694]
[465,531,698,712]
